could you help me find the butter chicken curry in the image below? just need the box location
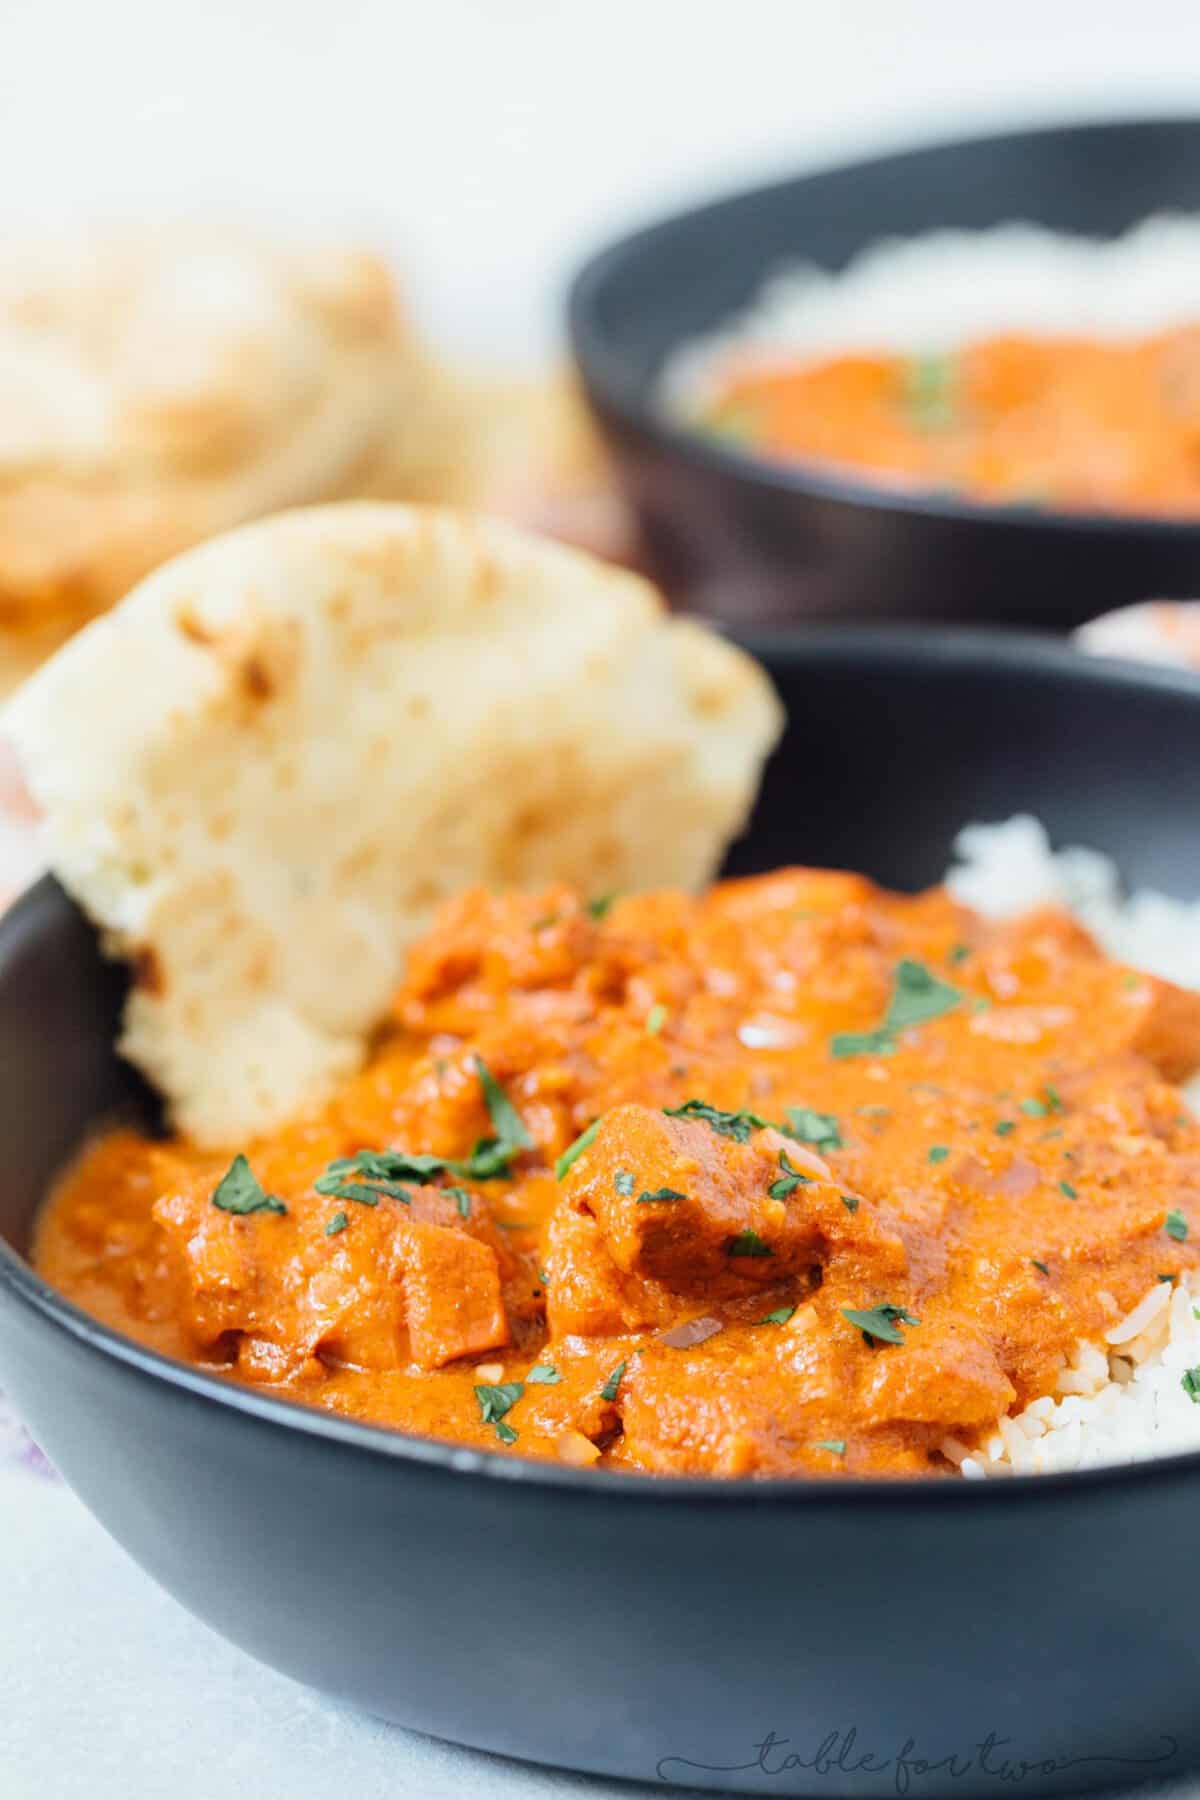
[703,330,1200,515]
[36,870,1200,1478]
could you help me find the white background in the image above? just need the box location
[5,3,1200,1794]
[5,0,1200,362]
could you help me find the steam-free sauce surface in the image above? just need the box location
[703,330,1200,515]
[36,872,1200,1476]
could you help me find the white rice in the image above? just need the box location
[942,816,1200,1477]
[662,214,1200,417]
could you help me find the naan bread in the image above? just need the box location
[8,504,782,1146]
[0,227,465,687]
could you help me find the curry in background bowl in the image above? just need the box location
[695,325,1200,518]
[668,216,1200,520]
[569,117,1200,629]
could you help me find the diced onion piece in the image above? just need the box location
[556,1429,601,1467]
[658,1314,724,1349]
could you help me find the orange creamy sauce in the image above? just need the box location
[35,871,1200,1478]
[704,329,1200,514]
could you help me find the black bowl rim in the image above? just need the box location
[568,112,1200,543]
[6,625,1200,1508]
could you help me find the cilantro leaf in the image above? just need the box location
[664,1099,773,1142]
[842,1303,921,1347]
[211,1154,287,1217]
[726,1229,773,1258]
[600,1360,626,1402]
[456,1056,533,1181]
[831,959,963,1060]
[767,1149,811,1200]
[474,1381,523,1426]
[785,1106,843,1152]
[555,1120,599,1182]
[903,353,958,432]
[445,1186,473,1219]
[756,1305,796,1326]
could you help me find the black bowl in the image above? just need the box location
[4,631,1200,1795]
[569,117,1200,632]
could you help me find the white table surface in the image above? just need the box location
[6,2,1200,1791]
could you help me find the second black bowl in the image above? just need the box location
[569,116,1200,631]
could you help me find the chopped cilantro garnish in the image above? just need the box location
[211,1154,287,1216]
[586,893,617,920]
[767,1149,811,1200]
[636,1187,688,1205]
[1159,1273,1175,1284]
[726,1229,773,1258]
[903,353,958,431]
[526,1365,561,1385]
[830,1027,896,1061]
[785,1106,843,1152]
[317,1148,440,1193]
[600,1360,626,1402]
[1021,1087,1065,1116]
[815,1439,847,1456]
[494,1421,519,1444]
[315,1147,459,1205]
[1167,1209,1190,1243]
[756,1305,796,1326]
[614,1169,635,1197]
[928,1145,950,1164]
[994,1120,1015,1137]
[892,957,964,1029]
[1031,1259,1050,1276]
[664,1099,772,1142]
[831,959,963,1059]
[460,1056,533,1181]
[555,1120,599,1181]
[841,1193,860,1214]
[1060,1180,1078,1200]
[475,1381,523,1427]
[445,1186,473,1219]
[645,1003,667,1036]
[325,1210,349,1236]
[1183,1368,1200,1404]
[842,1303,921,1347]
